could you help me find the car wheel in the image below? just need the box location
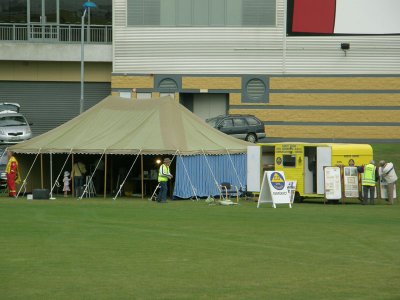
[245,133,257,143]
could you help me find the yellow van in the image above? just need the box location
[247,143,373,199]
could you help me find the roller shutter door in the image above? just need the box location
[192,94,228,120]
[0,81,110,137]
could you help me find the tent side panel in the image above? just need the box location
[173,154,247,199]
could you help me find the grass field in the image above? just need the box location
[0,144,399,300]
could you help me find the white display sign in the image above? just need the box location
[343,167,359,198]
[324,167,342,200]
[257,171,292,208]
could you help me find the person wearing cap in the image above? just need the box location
[6,150,21,197]
[357,160,379,205]
[379,160,398,205]
[157,157,173,203]
[63,171,71,197]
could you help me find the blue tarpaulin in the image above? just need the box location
[173,154,247,199]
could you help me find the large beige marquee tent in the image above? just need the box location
[9,95,249,155]
[9,95,250,199]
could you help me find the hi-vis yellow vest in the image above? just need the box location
[158,164,170,182]
[362,164,376,186]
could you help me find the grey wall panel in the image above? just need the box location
[0,82,111,137]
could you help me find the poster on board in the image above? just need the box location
[257,171,292,208]
[324,167,342,200]
[343,167,359,198]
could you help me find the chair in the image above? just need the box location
[219,182,239,203]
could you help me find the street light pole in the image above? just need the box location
[80,1,97,114]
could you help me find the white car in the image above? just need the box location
[0,103,32,144]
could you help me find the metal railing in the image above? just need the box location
[0,23,112,43]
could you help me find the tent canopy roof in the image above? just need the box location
[10,95,250,155]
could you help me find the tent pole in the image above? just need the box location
[141,154,144,199]
[16,148,42,198]
[71,154,75,197]
[110,157,114,196]
[113,150,142,201]
[49,153,55,199]
[50,149,73,198]
[40,154,43,189]
[103,154,107,198]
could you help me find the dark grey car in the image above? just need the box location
[206,115,266,143]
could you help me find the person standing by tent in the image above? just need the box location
[6,150,20,197]
[72,160,86,196]
[357,160,378,205]
[157,157,173,203]
[379,160,398,205]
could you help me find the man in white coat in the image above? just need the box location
[379,160,398,205]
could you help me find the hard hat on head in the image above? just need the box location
[369,159,375,165]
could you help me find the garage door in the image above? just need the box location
[192,94,227,120]
[0,81,110,136]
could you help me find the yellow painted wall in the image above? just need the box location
[270,77,400,90]
[182,77,241,90]
[265,125,400,139]
[0,61,111,82]
[112,75,154,89]
[269,93,400,106]
[229,109,400,123]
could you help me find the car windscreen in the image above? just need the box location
[0,115,27,127]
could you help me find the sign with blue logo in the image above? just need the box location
[257,171,292,208]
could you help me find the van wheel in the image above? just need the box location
[294,192,303,203]
[245,133,257,143]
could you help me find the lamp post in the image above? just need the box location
[80,1,97,114]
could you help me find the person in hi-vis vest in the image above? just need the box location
[157,157,173,203]
[358,160,378,205]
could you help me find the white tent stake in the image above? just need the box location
[113,149,142,201]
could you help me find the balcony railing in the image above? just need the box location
[0,23,112,43]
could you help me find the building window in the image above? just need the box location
[119,92,132,99]
[0,0,27,23]
[283,155,296,167]
[137,92,152,100]
[60,0,112,25]
[127,0,276,27]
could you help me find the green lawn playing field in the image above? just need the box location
[0,144,399,300]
